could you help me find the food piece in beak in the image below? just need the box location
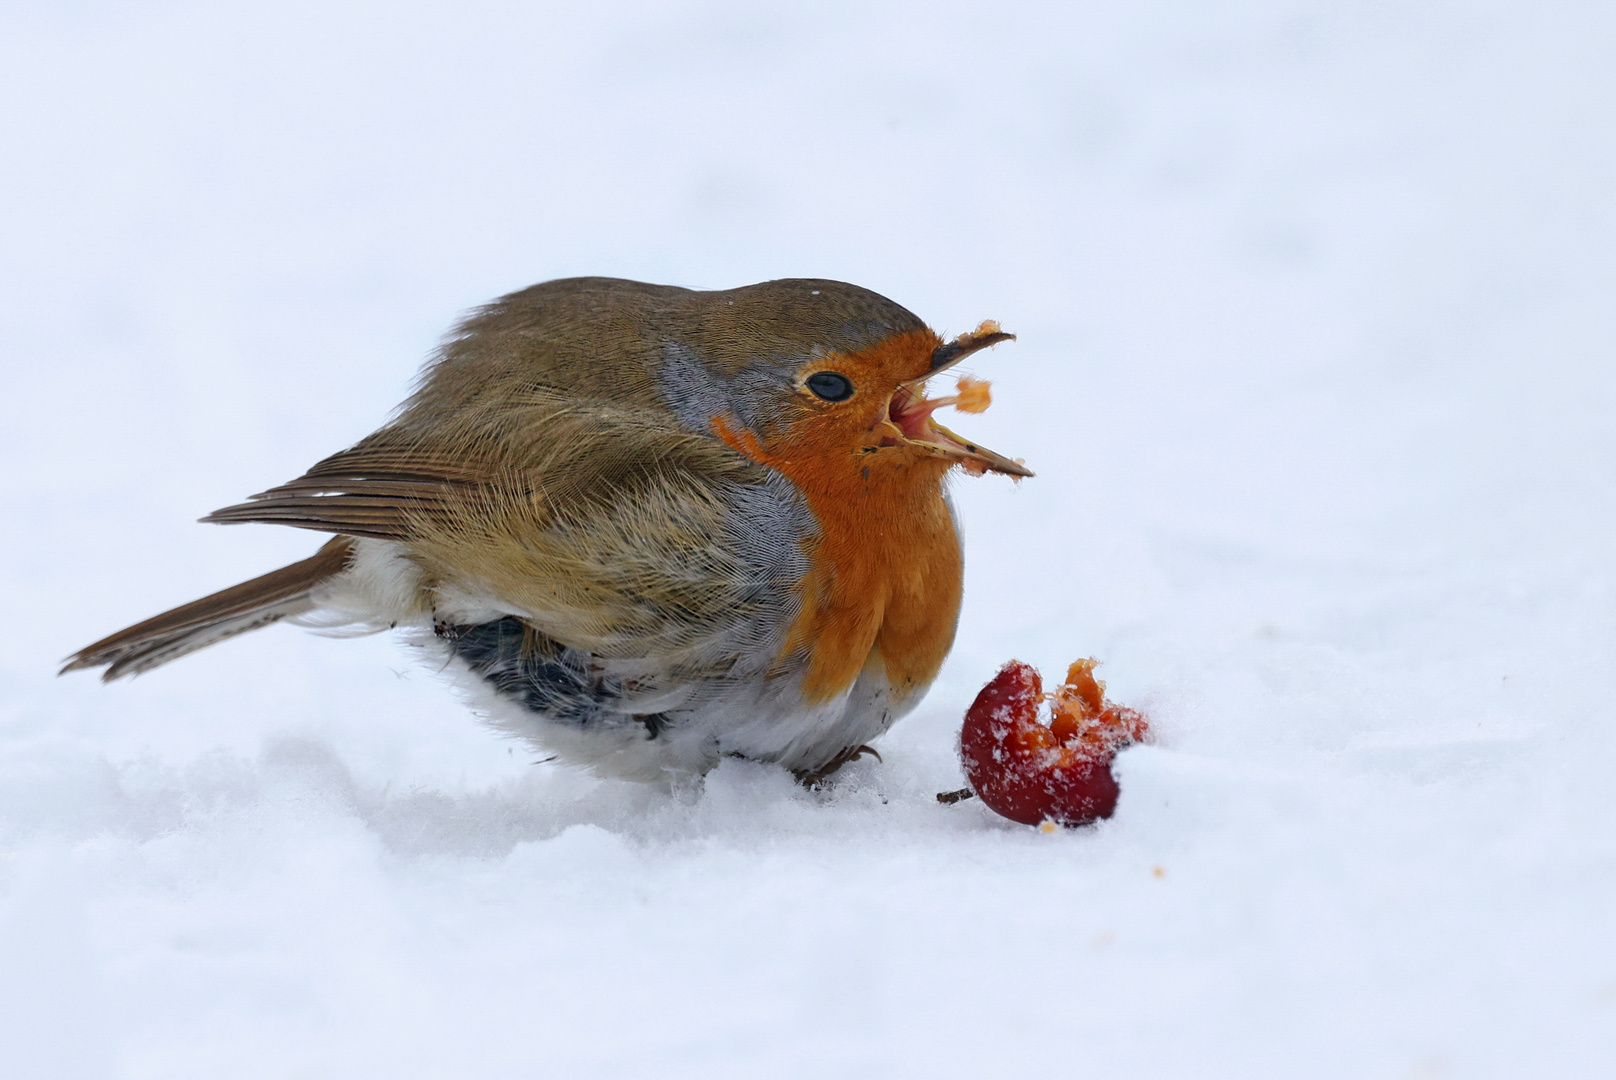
[929,320,1015,374]
[916,374,992,416]
[950,375,992,414]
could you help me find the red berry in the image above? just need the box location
[959,659,1149,827]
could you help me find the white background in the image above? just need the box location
[3,2,1613,1076]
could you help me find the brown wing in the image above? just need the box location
[200,440,502,540]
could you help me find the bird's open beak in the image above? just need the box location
[878,322,1033,478]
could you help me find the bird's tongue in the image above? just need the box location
[887,384,1032,478]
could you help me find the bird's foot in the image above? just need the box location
[793,744,882,789]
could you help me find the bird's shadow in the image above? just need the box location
[27,727,977,862]
[256,734,913,859]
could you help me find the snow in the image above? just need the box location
[4,1,1615,1076]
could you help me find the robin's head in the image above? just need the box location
[661,279,1030,485]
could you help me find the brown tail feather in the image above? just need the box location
[61,537,355,681]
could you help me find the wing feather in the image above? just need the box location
[199,439,505,540]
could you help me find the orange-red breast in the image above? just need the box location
[62,278,1029,780]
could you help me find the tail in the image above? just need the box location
[60,537,355,681]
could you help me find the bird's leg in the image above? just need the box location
[792,744,883,788]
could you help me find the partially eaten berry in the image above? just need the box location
[957,659,1149,827]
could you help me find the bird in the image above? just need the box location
[61,276,1029,782]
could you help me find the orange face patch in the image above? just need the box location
[710,328,964,704]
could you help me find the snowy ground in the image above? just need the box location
[4,2,1615,1076]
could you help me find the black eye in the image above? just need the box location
[806,371,854,402]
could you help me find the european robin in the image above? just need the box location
[63,277,1029,781]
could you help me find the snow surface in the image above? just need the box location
[4,2,1615,1076]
